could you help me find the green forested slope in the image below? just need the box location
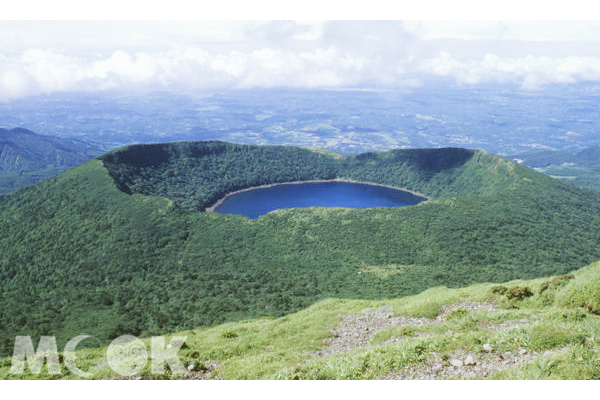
[1,142,599,356]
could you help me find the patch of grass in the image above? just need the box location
[539,273,574,294]
[555,262,600,314]
[370,326,417,345]
[447,308,468,320]
[360,263,410,278]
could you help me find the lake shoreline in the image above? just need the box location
[205,178,431,212]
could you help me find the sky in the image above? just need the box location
[2,3,600,100]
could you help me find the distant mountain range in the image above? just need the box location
[511,146,600,168]
[510,146,600,191]
[0,127,106,194]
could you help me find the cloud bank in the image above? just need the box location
[2,21,600,100]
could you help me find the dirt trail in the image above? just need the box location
[320,301,498,356]
[318,300,555,379]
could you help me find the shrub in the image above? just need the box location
[506,286,533,301]
[491,285,508,295]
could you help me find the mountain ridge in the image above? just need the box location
[0,127,106,194]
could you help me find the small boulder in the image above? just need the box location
[464,355,476,365]
[449,358,463,367]
[187,364,196,372]
[432,363,443,372]
[519,348,528,355]
[483,343,493,352]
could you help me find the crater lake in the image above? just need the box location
[212,180,427,219]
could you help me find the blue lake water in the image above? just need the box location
[214,181,426,219]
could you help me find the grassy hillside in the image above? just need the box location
[1,142,600,357]
[0,127,105,194]
[3,261,600,380]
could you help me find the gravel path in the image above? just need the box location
[317,300,557,379]
[320,301,499,355]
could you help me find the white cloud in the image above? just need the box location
[5,45,600,101]
[0,45,389,99]
[417,52,600,89]
[3,21,600,100]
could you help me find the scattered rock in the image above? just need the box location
[450,359,464,367]
[105,360,222,380]
[386,348,541,380]
[483,343,493,352]
[464,355,476,365]
[519,348,528,355]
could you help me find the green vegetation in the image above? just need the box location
[2,141,600,358]
[3,261,600,380]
